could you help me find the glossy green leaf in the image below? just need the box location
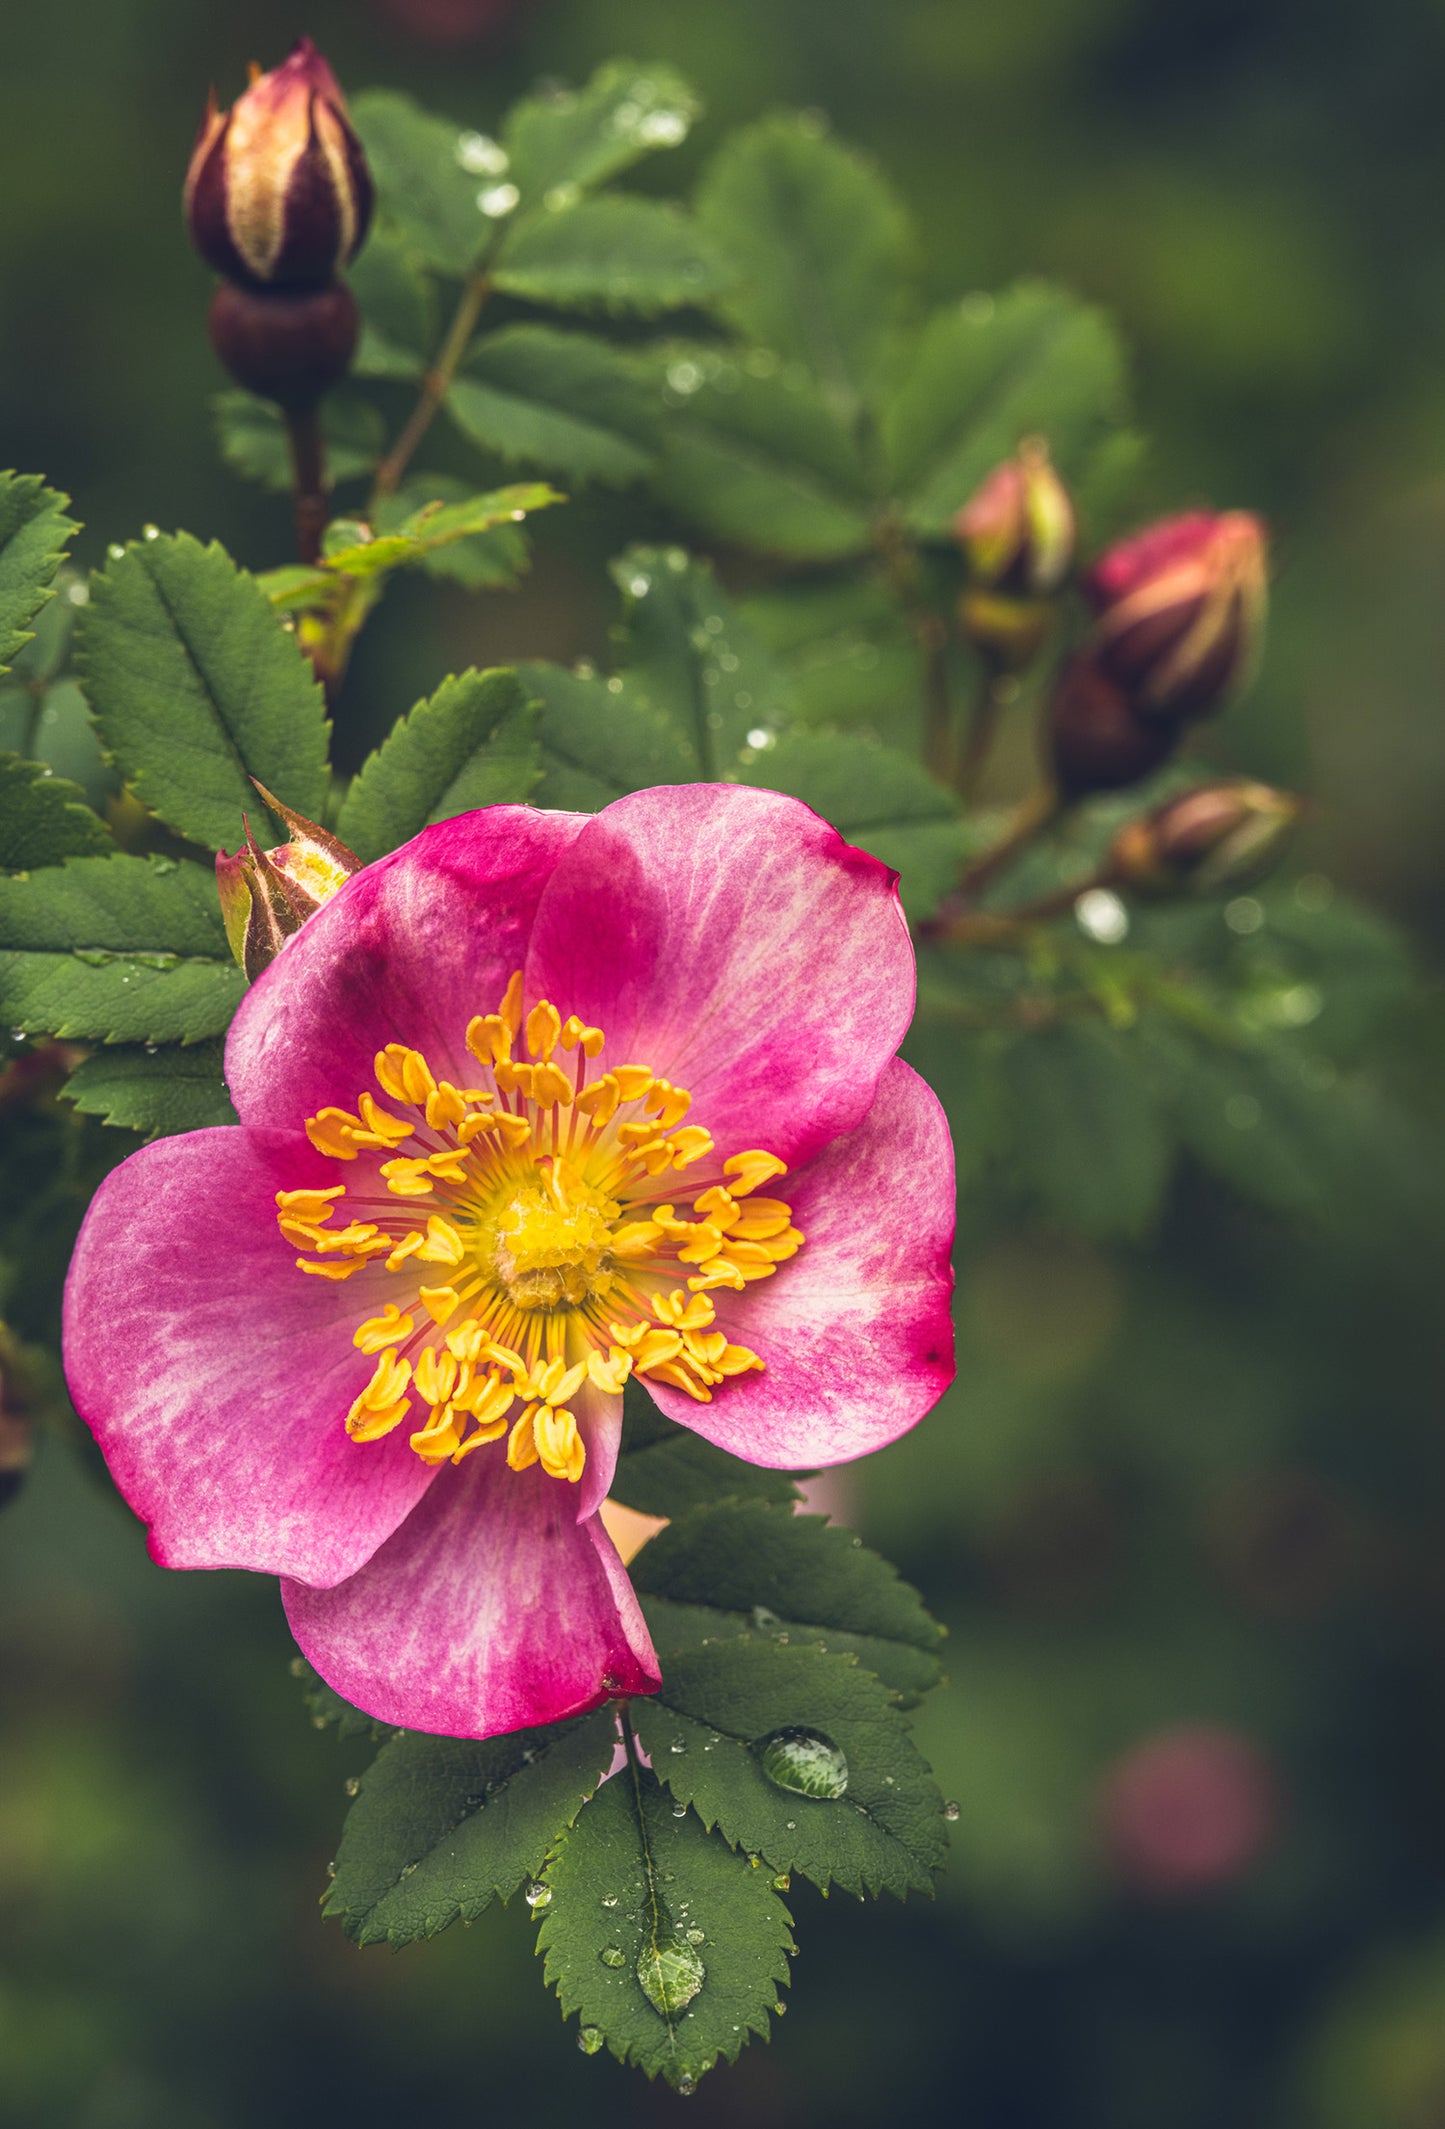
[496,196,726,315]
[631,1637,947,1897]
[740,577,924,735]
[502,60,700,207]
[64,1040,236,1136]
[521,662,695,811]
[372,476,531,591]
[634,1499,944,1706]
[324,1710,618,1948]
[336,668,540,864]
[352,91,490,276]
[0,754,109,869]
[538,1758,792,2087]
[1005,1018,1171,1238]
[695,115,916,420]
[349,226,438,380]
[447,327,657,486]
[0,473,77,675]
[319,484,560,579]
[610,1380,801,1519]
[77,534,330,852]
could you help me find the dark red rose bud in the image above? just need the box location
[185,38,373,291]
[1047,655,1179,798]
[208,279,359,409]
[955,439,1075,598]
[1109,779,1301,896]
[1098,1725,1280,1898]
[1084,509,1268,722]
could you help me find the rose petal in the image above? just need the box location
[524,785,915,1169]
[62,1127,438,1585]
[284,1452,659,1737]
[641,1058,955,1465]
[572,1375,624,1522]
[226,805,587,1131]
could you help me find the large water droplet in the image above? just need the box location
[343,1776,360,1798]
[759,1727,849,1799]
[599,1945,626,1968]
[943,1799,961,1822]
[524,1880,551,1911]
[751,1605,780,1632]
[577,2025,603,2055]
[636,1931,705,2016]
[676,2075,696,2097]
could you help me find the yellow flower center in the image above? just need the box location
[276,970,803,1486]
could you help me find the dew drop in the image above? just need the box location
[107,543,125,560]
[478,182,520,218]
[686,1927,704,1944]
[524,1881,551,1910]
[772,2000,787,2017]
[601,1894,618,1908]
[544,181,581,212]
[599,1945,626,1968]
[456,131,508,176]
[343,1776,360,1798]
[400,1861,418,1878]
[771,1874,790,1892]
[577,2025,603,2055]
[325,1860,336,1879]
[677,2075,696,2098]
[670,1736,688,1755]
[759,1727,849,1800]
[751,1605,780,1632]
[943,1799,961,1822]
[671,1802,688,1819]
[636,1932,705,2016]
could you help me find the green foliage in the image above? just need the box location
[1005,1019,1172,1239]
[336,668,540,864]
[521,662,695,810]
[0,473,78,672]
[447,327,658,486]
[324,1711,618,1947]
[537,1757,793,2088]
[0,755,110,869]
[349,229,438,382]
[63,1040,236,1136]
[318,485,558,579]
[609,1379,802,1518]
[632,1500,945,1706]
[501,61,700,206]
[493,196,727,315]
[0,853,243,1045]
[630,1638,947,1898]
[77,534,330,852]
[373,478,530,590]
[351,91,492,278]
[212,391,386,494]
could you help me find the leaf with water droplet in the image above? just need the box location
[577,2025,603,2055]
[759,1727,849,1800]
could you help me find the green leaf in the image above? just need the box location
[495,196,727,315]
[292,1659,393,1744]
[351,91,489,277]
[631,1638,947,1897]
[643,346,874,561]
[349,226,438,381]
[0,853,244,1045]
[447,327,657,487]
[77,533,331,852]
[538,1757,792,2087]
[737,730,965,920]
[1004,1018,1171,1238]
[503,61,701,207]
[212,390,386,494]
[336,668,540,864]
[521,662,695,810]
[741,577,924,734]
[0,473,78,673]
[373,477,531,591]
[63,1039,236,1135]
[695,115,916,421]
[634,1499,944,1706]
[1136,1017,1335,1217]
[885,283,1131,538]
[324,1710,618,1948]
[611,545,794,777]
[319,484,561,579]
[0,755,110,869]
[610,1379,801,1519]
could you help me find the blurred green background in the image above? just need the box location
[4,2,1445,2124]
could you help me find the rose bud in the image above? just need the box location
[955,440,1076,598]
[185,39,373,292]
[1047,655,1179,798]
[208,279,359,410]
[1084,509,1268,721]
[1109,779,1301,897]
[217,785,361,982]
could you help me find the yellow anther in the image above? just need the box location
[535,1404,585,1483]
[456,1109,499,1146]
[588,1346,632,1395]
[574,1074,621,1124]
[414,1347,459,1406]
[617,1120,663,1146]
[305,1107,365,1160]
[457,1372,516,1427]
[354,1304,415,1353]
[379,1157,436,1198]
[521,1356,588,1407]
[686,1259,749,1293]
[278,1217,330,1249]
[385,1230,425,1272]
[611,1323,685,1370]
[530,1061,574,1108]
[506,1408,541,1471]
[417,1216,465,1266]
[316,1222,387,1257]
[423,1148,472,1181]
[466,1013,512,1067]
[641,1359,713,1402]
[494,1113,534,1151]
[668,1127,714,1169]
[349,1396,412,1443]
[692,1185,736,1224]
[499,969,525,1035]
[612,1065,655,1102]
[347,1352,412,1439]
[425,1082,469,1131]
[525,999,562,1061]
[645,1079,692,1128]
[724,1150,788,1196]
[444,1321,488,1365]
[358,1092,413,1143]
[296,1256,363,1280]
[714,1342,766,1378]
[276,1185,345,1220]
[675,1222,724,1265]
[652,1289,717,1332]
[375,1045,436,1106]
[610,1219,662,1259]
[561,1016,605,1057]
[419,1285,460,1326]
[451,1411,512,1460]
[410,1404,465,1463]
[727,1198,795,1240]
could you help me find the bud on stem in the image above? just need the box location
[955,440,1076,673]
[1108,780,1301,896]
[216,785,362,981]
[1084,510,1268,721]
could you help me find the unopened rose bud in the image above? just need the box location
[955,440,1075,598]
[217,784,361,981]
[1047,656,1179,798]
[1109,780,1301,896]
[185,39,373,291]
[1084,510,1268,721]
[208,279,359,410]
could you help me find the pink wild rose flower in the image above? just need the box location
[63,786,956,1739]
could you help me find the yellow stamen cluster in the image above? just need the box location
[279,971,803,1483]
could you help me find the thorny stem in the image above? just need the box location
[372,271,491,503]
[285,404,328,567]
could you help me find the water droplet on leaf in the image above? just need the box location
[577,2025,603,2055]
[944,1800,961,1822]
[343,1776,360,1798]
[636,1931,705,2016]
[759,1727,849,1799]
[524,1881,550,1910]
[599,1946,626,1968]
